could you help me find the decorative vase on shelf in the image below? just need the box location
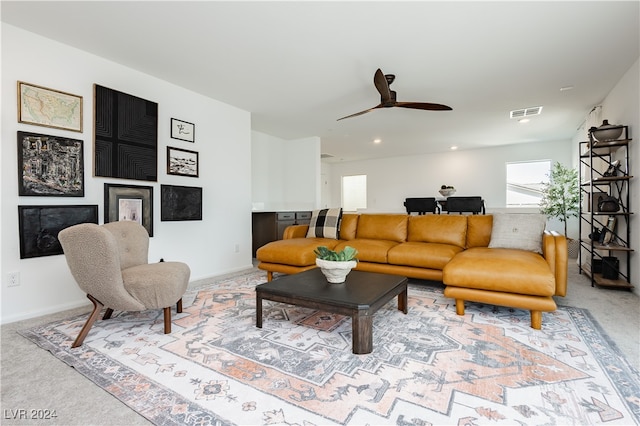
[316,258,357,284]
[591,120,623,142]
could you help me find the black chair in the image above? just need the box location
[404,197,440,215]
[445,196,485,214]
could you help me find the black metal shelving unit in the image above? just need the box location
[578,125,634,289]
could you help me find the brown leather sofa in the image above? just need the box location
[256,213,567,329]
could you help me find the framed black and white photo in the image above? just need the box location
[171,118,195,143]
[18,205,98,259]
[18,81,83,133]
[167,146,199,177]
[161,185,203,221]
[104,183,154,236]
[17,131,84,197]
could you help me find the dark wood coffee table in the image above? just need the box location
[256,269,408,354]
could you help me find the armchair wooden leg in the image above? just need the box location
[267,271,273,282]
[455,299,466,316]
[163,307,171,334]
[176,298,183,313]
[102,308,114,320]
[72,294,104,348]
[530,311,542,330]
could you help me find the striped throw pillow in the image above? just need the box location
[306,208,343,239]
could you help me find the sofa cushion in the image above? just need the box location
[306,208,342,239]
[408,215,467,248]
[466,215,493,248]
[256,238,339,266]
[488,213,546,254]
[356,214,408,242]
[443,247,555,296]
[388,242,464,270]
[334,239,399,263]
[339,214,359,240]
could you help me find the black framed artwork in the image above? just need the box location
[104,183,154,236]
[167,146,199,177]
[17,131,84,197]
[94,84,158,181]
[161,184,202,221]
[18,205,98,259]
[170,118,195,143]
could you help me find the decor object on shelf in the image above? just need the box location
[597,196,620,213]
[170,118,195,142]
[94,84,158,181]
[58,221,190,347]
[438,185,456,197]
[314,245,358,283]
[18,81,83,132]
[17,204,98,259]
[591,119,623,142]
[17,131,85,197]
[167,146,199,177]
[539,161,579,239]
[104,183,154,237]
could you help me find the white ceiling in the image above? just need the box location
[3,1,639,163]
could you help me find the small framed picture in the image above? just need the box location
[18,81,83,132]
[167,146,199,177]
[171,118,195,142]
[104,183,154,236]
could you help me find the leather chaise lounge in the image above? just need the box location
[256,212,567,329]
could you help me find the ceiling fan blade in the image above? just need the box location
[337,104,383,121]
[373,68,392,102]
[395,101,452,111]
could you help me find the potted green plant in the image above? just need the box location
[314,246,358,283]
[539,161,580,256]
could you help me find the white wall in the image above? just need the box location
[1,24,253,323]
[251,131,320,211]
[325,139,574,232]
[595,58,639,289]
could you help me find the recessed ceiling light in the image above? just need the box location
[450,146,458,150]
[560,86,574,91]
[519,118,530,124]
[373,139,382,144]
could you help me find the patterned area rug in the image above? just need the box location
[20,270,640,425]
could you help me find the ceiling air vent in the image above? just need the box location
[510,106,543,119]
[321,153,334,159]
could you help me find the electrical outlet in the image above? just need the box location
[7,272,20,287]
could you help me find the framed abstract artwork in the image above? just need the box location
[18,205,98,259]
[18,81,83,133]
[171,118,195,143]
[17,131,84,197]
[167,146,199,177]
[161,184,202,221]
[94,84,158,181]
[104,183,154,236]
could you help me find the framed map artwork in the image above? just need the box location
[18,81,83,133]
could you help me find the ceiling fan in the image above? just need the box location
[337,68,452,121]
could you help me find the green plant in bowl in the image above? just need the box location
[314,246,358,262]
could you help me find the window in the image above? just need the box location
[342,175,367,211]
[506,160,550,207]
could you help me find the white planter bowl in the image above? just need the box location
[316,258,357,284]
[438,188,456,197]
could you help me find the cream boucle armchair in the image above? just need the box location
[58,221,190,348]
